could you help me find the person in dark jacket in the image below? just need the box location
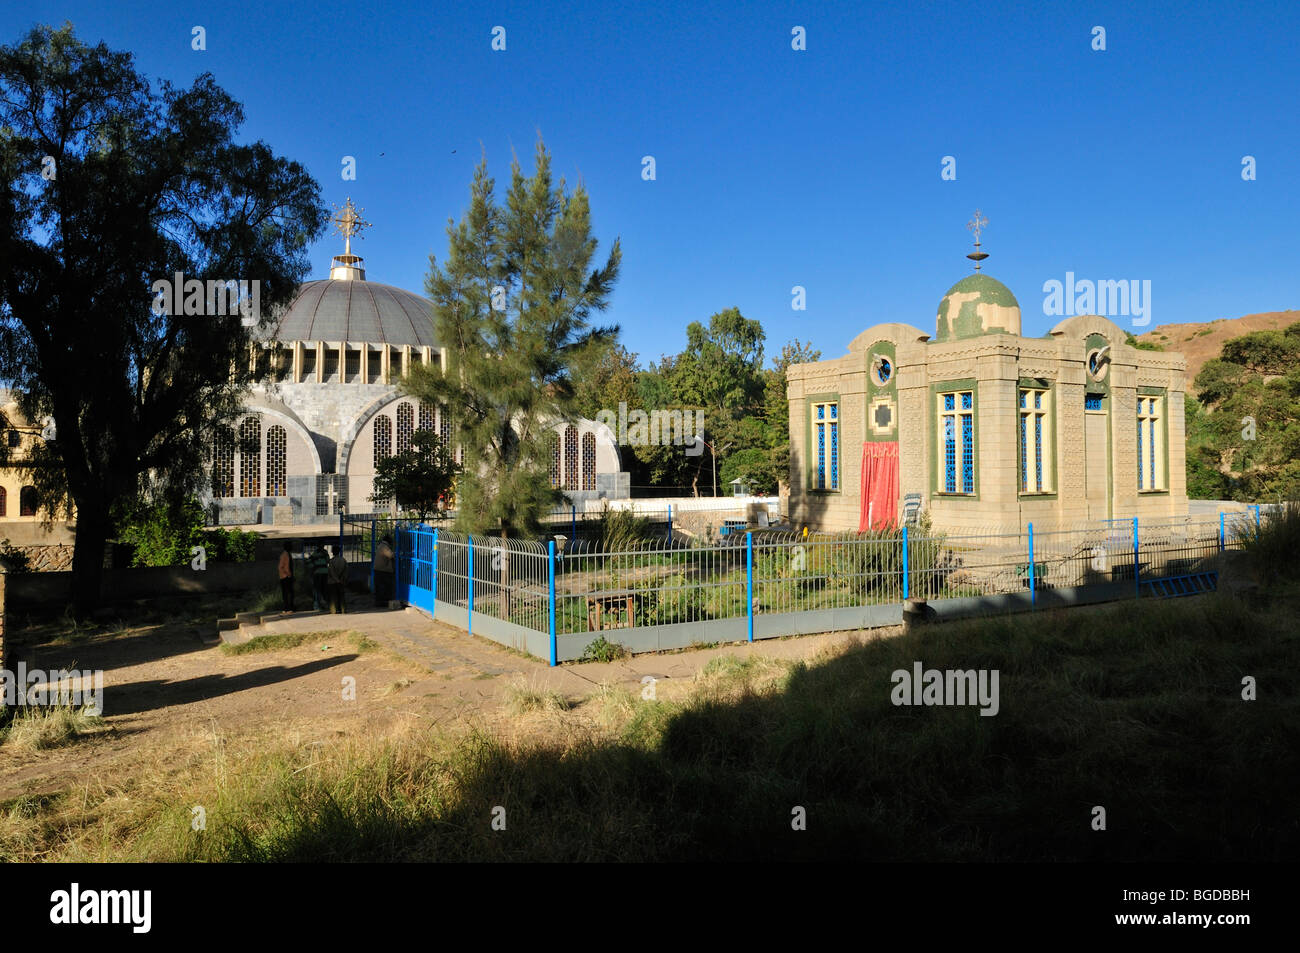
[308,544,330,611]
[373,534,396,607]
[277,540,295,612]
[327,545,349,614]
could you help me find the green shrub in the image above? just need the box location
[580,635,628,663]
[117,498,259,566]
[116,498,205,567]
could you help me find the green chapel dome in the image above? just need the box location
[934,273,1022,342]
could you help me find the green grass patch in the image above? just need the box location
[220,630,351,656]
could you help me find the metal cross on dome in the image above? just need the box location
[966,210,990,271]
[331,197,371,257]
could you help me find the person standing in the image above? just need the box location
[373,534,396,608]
[277,540,295,613]
[308,544,330,611]
[327,545,349,614]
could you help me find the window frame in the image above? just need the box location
[1136,389,1168,493]
[1017,382,1056,497]
[932,382,979,498]
[806,394,841,493]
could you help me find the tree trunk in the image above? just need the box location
[71,510,109,619]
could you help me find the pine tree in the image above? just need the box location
[404,141,621,539]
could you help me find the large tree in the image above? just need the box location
[1191,322,1300,501]
[405,141,620,538]
[0,24,326,613]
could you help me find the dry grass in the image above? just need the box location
[1,705,109,752]
[503,677,569,716]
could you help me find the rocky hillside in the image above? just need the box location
[1136,310,1299,389]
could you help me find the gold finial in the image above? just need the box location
[966,209,989,271]
[331,197,370,257]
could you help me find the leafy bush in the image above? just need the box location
[203,527,258,562]
[579,635,628,663]
[116,498,206,567]
[117,498,257,566]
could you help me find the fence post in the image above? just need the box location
[1252,504,1261,538]
[548,540,558,666]
[432,528,439,619]
[467,536,474,637]
[668,504,673,536]
[1133,517,1140,600]
[746,531,755,643]
[1028,522,1036,608]
[902,526,910,601]
[1219,512,1226,553]
[369,520,377,595]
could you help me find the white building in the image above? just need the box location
[205,204,627,525]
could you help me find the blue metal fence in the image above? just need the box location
[395,510,1266,666]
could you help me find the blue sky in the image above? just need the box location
[5,0,1297,366]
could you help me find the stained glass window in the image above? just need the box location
[1018,388,1051,494]
[549,431,561,488]
[582,432,596,490]
[373,414,392,467]
[1085,394,1103,411]
[396,403,414,455]
[418,401,435,434]
[213,434,234,499]
[1034,416,1043,492]
[811,401,839,490]
[940,391,975,494]
[238,417,261,498]
[564,426,578,490]
[267,425,287,497]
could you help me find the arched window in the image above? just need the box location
[396,403,414,455]
[212,434,234,498]
[0,486,6,517]
[563,426,578,490]
[418,401,435,434]
[373,414,393,467]
[19,485,38,517]
[267,425,287,497]
[582,432,596,491]
[238,417,262,498]
[549,431,561,488]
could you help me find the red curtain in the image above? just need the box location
[859,441,899,532]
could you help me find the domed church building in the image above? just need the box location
[785,215,1189,534]
[204,200,626,526]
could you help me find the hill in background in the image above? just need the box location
[1137,310,1300,386]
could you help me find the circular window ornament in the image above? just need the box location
[1086,345,1111,382]
[872,354,892,385]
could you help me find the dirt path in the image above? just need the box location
[0,604,892,803]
